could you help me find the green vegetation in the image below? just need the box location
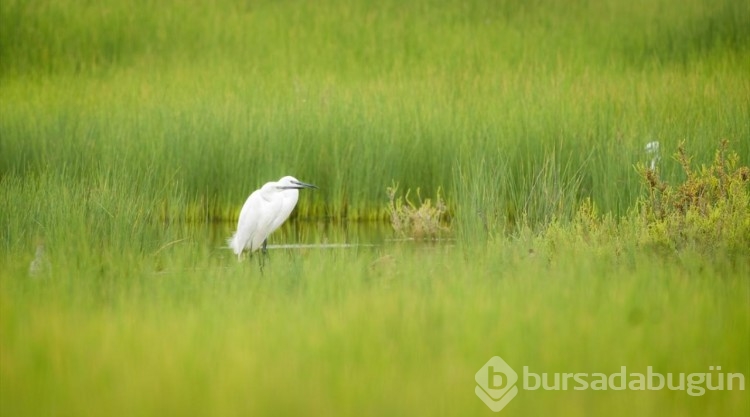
[387,184,448,239]
[3,238,748,417]
[637,140,750,255]
[2,0,748,220]
[1,0,748,416]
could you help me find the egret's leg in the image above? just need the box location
[260,239,271,271]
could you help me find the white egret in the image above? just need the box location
[28,242,48,277]
[228,176,317,261]
[645,141,661,170]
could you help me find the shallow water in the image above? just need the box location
[205,220,401,251]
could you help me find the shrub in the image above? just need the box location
[386,184,449,240]
[637,140,750,253]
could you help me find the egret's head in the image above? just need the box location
[645,141,660,155]
[277,176,318,190]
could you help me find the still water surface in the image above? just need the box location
[200,220,401,252]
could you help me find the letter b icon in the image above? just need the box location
[475,356,519,412]
[488,366,507,389]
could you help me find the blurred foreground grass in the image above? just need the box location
[2,232,748,417]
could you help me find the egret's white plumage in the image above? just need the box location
[645,141,661,170]
[28,243,47,277]
[228,176,317,259]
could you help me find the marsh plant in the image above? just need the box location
[386,184,449,239]
[494,141,749,263]
[637,140,750,253]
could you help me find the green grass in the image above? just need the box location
[1,0,748,220]
[2,231,748,417]
[1,0,749,416]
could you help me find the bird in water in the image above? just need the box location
[228,176,317,263]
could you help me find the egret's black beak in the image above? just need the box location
[288,180,318,190]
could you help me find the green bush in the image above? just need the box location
[637,140,750,253]
[386,184,449,239]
